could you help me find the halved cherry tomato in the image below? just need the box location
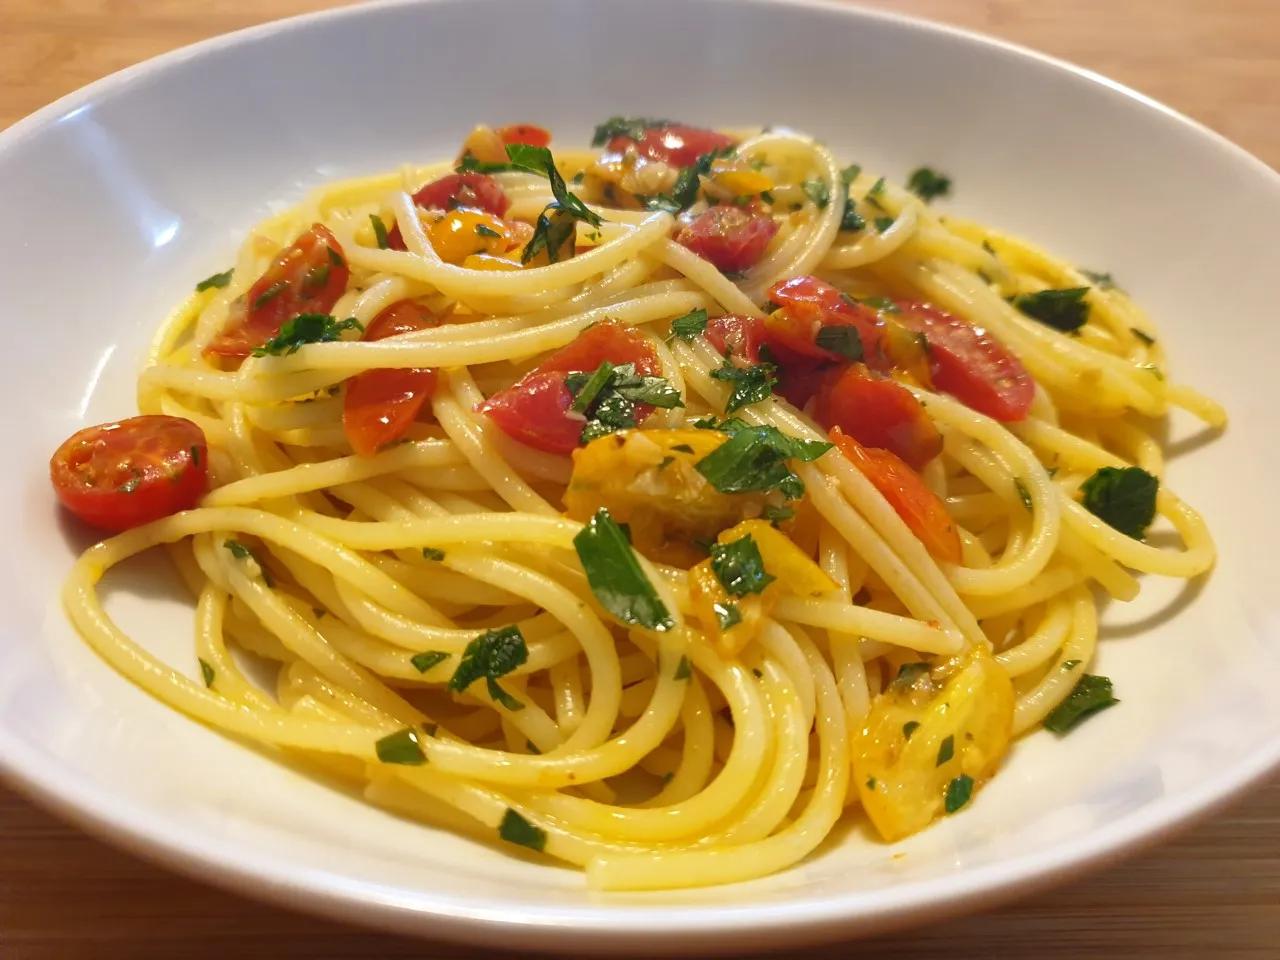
[479,322,659,454]
[498,124,551,148]
[765,276,888,369]
[676,207,778,274]
[386,172,511,250]
[892,301,1035,422]
[814,366,942,470]
[205,224,349,360]
[830,428,961,563]
[705,314,766,363]
[342,301,440,456]
[606,124,736,168]
[50,415,209,531]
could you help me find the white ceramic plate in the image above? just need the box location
[2,0,1279,952]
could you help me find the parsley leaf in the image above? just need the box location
[902,720,920,740]
[369,214,390,249]
[573,508,673,631]
[1082,269,1121,291]
[448,625,529,711]
[1131,327,1156,346]
[475,223,502,239]
[944,774,974,813]
[892,662,931,690]
[223,539,252,560]
[761,503,794,525]
[1043,674,1119,734]
[710,535,775,596]
[936,735,955,766]
[866,177,887,209]
[421,547,446,561]
[499,808,547,852]
[1013,288,1090,332]
[873,216,895,233]
[1080,466,1158,540]
[195,269,233,292]
[522,206,577,265]
[669,307,709,340]
[714,601,742,630]
[565,361,684,443]
[802,179,830,209]
[640,148,733,214]
[674,655,692,680]
[694,424,830,500]
[199,659,215,687]
[841,201,866,232]
[906,166,952,203]
[591,116,672,146]
[252,314,362,357]
[1014,478,1033,511]
[710,358,776,413]
[814,326,864,361]
[410,650,450,673]
[376,727,427,765]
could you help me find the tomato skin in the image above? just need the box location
[830,428,961,563]
[765,276,888,368]
[498,124,551,148]
[676,207,778,274]
[705,314,766,363]
[606,124,736,168]
[342,301,440,457]
[205,224,349,360]
[414,172,509,217]
[50,415,208,532]
[892,301,1035,422]
[478,322,659,454]
[814,366,942,470]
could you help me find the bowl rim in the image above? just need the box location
[3,0,1278,950]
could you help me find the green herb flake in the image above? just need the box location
[573,508,674,631]
[802,179,830,209]
[640,147,733,214]
[303,263,330,291]
[671,443,695,454]
[448,625,529,711]
[195,269,233,292]
[421,547,446,561]
[498,808,547,852]
[375,727,427,765]
[189,446,202,467]
[252,280,287,309]
[1131,327,1156,346]
[1080,465,1158,540]
[1082,269,1120,291]
[944,774,974,813]
[252,314,363,357]
[866,776,878,790]
[475,223,503,239]
[874,216,895,233]
[903,720,920,740]
[1014,478,1033,512]
[526,739,541,755]
[936,734,955,766]
[814,325,864,361]
[370,214,390,249]
[694,424,830,500]
[564,361,684,442]
[710,535,775,597]
[590,116,672,146]
[761,503,795,525]
[866,177,887,209]
[198,659,215,687]
[223,539,252,560]
[892,662,931,690]
[674,655,692,680]
[714,601,742,631]
[1013,287,1090,332]
[710,358,777,413]
[1044,674,1119,734]
[840,200,866,232]
[906,167,952,203]
[410,650,450,674]
[1062,659,1082,671]
[327,246,345,268]
[669,307,709,340]
[860,296,900,313]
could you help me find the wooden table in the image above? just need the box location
[2,1,1278,956]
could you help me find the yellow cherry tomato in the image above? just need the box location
[427,208,511,265]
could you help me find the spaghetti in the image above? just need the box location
[54,120,1223,890]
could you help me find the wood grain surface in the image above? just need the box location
[2,1,1278,956]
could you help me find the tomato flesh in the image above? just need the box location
[831,428,961,563]
[386,172,510,251]
[814,366,942,470]
[765,276,888,369]
[498,124,552,148]
[606,124,736,168]
[50,415,208,532]
[677,207,778,274]
[342,301,440,456]
[705,314,766,363]
[205,224,349,360]
[892,301,1035,422]
[479,322,659,454]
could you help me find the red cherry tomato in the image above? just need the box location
[831,428,961,564]
[705,314,766,363]
[49,415,209,532]
[479,322,659,454]
[892,301,1035,422]
[498,124,552,148]
[676,207,778,274]
[205,225,349,360]
[765,276,888,369]
[606,124,736,168]
[342,301,440,457]
[814,365,942,470]
[385,172,511,250]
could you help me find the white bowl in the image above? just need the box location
[2,0,1278,952]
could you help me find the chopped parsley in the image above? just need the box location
[841,201,866,232]
[814,325,864,361]
[252,314,362,357]
[710,535,775,597]
[590,116,672,145]
[573,508,673,631]
[892,662,931,690]
[866,177,887,209]
[223,539,253,560]
[1082,269,1121,291]
[902,720,920,740]
[802,179,830,209]
[410,650,450,674]
[198,659,215,687]
[1043,674,1119,734]
[1131,327,1156,346]
[860,296,900,313]
[475,223,503,239]
[195,269,233,292]
[714,601,742,630]
[493,144,602,263]
[1013,287,1090,332]
[253,280,287,308]
[936,735,955,766]
[564,361,684,443]
[674,655,692,680]
[369,214,390,249]
[668,307,709,341]
[906,166,952,203]
[874,216,895,233]
[710,358,776,413]
[944,774,974,813]
[1080,466,1158,540]
[1014,478,1033,511]
[448,625,529,711]
[499,808,547,852]
[761,503,795,525]
[641,148,733,214]
[694,423,830,500]
[1062,659,1082,671]
[421,547,446,561]
[375,727,427,765]
[523,206,578,265]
